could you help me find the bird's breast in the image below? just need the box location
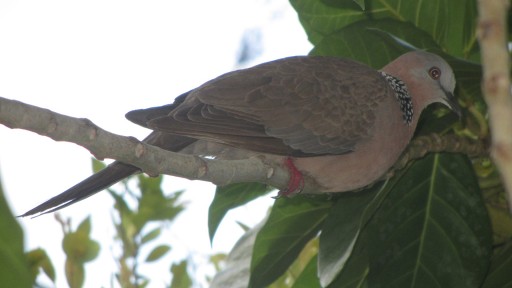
[294,94,414,193]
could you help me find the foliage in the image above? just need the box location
[93,159,192,288]
[209,0,512,287]
[170,260,193,288]
[58,216,100,288]
[209,182,273,243]
[0,160,219,288]
[0,178,32,288]
[26,248,55,284]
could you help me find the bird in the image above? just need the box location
[20,51,460,217]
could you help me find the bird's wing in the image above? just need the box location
[128,56,394,156]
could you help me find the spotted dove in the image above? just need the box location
[21,51,460,217]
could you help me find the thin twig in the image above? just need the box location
[389,133,487,177]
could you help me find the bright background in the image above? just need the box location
[0,1,312,287]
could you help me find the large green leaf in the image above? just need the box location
[368,153,492,287]
[442,0,478,57]
[290,0,367,44]
[291,0,476,57]
[249,197,332,288]
[0,179,31,288]
[310,19,440,66]
[318,177,404,287]
[367,1,443,42]
[446,57,484,106]
[481,243,512,288]
[209,182,272,243]
[327,230,369,288]
[319,194,371,286]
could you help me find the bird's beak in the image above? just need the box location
[442,89,462,118]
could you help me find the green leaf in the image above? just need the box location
[319,169,411,287]
[249,197,332,288]
[135,175,185,228]
[170,260,192,288]
[145,245,171,262]
[141,227,161,244]
[353,0,365,10]
[291,255,322,288]
[368,153,492,287]
[65,258,85,288]
[209,182,272,243]
[210,220,263,288]
[270,237,319,287]
[320,0,365,10]
[290,0,366,44]
[63,217,100,263]
[328,230,369,288]
[76,215,91,235]
[110,189,138,255]
[446,57,484,106]
[83,241,100,263]
[322,220,382,288]
[140,279,149,288]
[26,248,56,283]
[0,180,31,288]
[318,177,404,287]
[442,0,478,57]
[311,19,440,65]
[91,158,107,173]
[319,191,374,286]
[368,0,449,46]
[482,243,512,288]
[293,0,464,46]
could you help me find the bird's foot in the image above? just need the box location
[274,158,304,198]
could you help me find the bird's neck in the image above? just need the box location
[380,71,414,126]
[379,67,433,132]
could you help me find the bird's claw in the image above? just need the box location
[274,158,304,199]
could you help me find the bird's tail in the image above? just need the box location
[20,132,197,217]
[19,162,139,217]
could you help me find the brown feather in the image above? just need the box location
[131,56,395,156]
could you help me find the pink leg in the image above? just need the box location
[276,157,305,197]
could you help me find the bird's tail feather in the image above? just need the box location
[19,162,139,217]
[21,132,197,217]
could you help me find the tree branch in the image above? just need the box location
[0,96,488,196]
[0,97,297,191]
[476,0,512,210]
[392,134,487,173]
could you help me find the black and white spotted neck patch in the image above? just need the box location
[380,71,413,125]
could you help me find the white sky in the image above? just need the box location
[0,0,312,287]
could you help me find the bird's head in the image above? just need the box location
[382,51,461,118]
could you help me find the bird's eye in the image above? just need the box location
[429,66,441,80]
